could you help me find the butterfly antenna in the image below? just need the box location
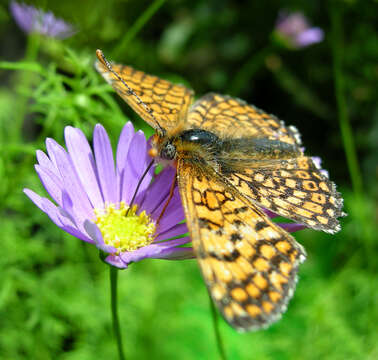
[96,49,166,137]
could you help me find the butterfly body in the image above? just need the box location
[157,128,222,162]
[95,50,345,331]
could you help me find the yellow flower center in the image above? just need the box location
[94,202,156,252]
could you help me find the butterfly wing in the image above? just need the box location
[187,93,302,146]
[186,93,344,233]
[177,159,306,331]
[222,156,345,233]
[96,57,194,133]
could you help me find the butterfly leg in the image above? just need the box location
[156,170,177,226]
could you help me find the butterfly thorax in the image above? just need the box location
[155,128,222,162]
[154,128,301,167]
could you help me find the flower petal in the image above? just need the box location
[152,187,185,233]
[36,150,59,177]
[10,1,34,33]
[24,189,93,242]
[45,138,94,221]
[154,245,194,260]
[93,124,117,204]
[35,164,64,206]
[116,122,134,176]
[134,138,156,205]
[278,223,307,233]
[24,188,46,211]
[140,166,174,215]
[84,220,117,252]
[116,122,134,201]
[155,222,188,241]
[45,137,59,169]
[296,28,324,47]
[264,208,279,218]
[105,255,128,269]
[312,156,329,178]
[65,126,104,209]
[275,11,323,49]
[10,1,75,39]
[120,236,191,265]
[155,236,191,247]
[121,130,148,204]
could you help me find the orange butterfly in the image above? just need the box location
[95,50,345,331]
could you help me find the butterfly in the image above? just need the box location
[95,49,345,331]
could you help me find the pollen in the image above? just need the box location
[94,202,156,252]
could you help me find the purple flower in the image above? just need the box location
[24,122,192,269]
[10,1,76,39]
[311,156,329,178]
[275,11,324,48]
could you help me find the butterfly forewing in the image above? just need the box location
[177,159,306,331]
[95,60,194,133]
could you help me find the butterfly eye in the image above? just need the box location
[160,142,176,160]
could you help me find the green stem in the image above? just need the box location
[229,44,274,97]
[330,5,363,197]
[208,293,227,360]
[329,3,373,259]
[110,266,126,360]
[112,0,166,59]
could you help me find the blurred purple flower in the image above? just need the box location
[275,11,324,48]
[311,156,329,178]
[24,122,192,269]
[10,1,76,39]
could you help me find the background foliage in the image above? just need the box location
[0,0,377,359]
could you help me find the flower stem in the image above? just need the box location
[208,292,227,360]
[330,6,363,198]
[110,266,126,360]
[112,0,166,59]
[329,3,373,254]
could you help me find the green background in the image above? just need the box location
[0,0,377,359]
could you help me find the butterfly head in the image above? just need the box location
[160,141,177,160]
[149,133,177,163]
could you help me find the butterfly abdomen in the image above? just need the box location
[221,137,301,160]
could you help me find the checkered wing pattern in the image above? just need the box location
[187,93,302,146]
[224,156,345,233]
[96,57,194,133]
[177,159,306,331]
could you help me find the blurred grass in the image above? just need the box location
[0,0,377,359]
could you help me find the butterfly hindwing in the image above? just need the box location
[177,159,306,331]
[222,156,345,233]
